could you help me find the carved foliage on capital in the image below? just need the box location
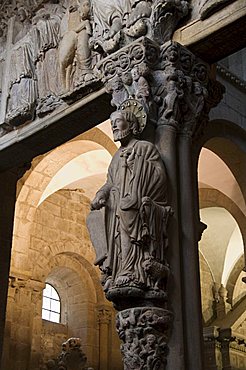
[151,0,190,44]
[116,307,172,370]
[90,0,190,55]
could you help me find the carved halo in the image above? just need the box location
[119,99,147,134]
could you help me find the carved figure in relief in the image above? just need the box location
[125,0,152,38]
[108,76,129,108]
[116,307,171,370]
[59,0,93,92]
[0,23,6,54]
[13,7,32,44]
[131,65,150,111]
[122,72,134,97]
[6,7,37,126]
[91,0,132,53]
[32,2,64,113]
[87,100,171,293]
[199,0,236,20]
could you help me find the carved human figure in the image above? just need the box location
[139,334,159,369]
[109,76,129,108]
[32,2,63,106]
[88,107,169,291]
[131,65,150,110]
[121,72,134,97]
[6,7,37,126]
[59,0,93,92]
[13,7,32,44]
[91,0,131,52]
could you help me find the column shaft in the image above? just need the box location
[178,134,204,370]
[156,125,185,369]
[0,170,17,367]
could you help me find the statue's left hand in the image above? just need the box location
[91,193,106,210]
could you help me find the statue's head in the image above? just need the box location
[110,110,140,142]
[131,66,140,81]
[18,7,29,22]
[146,334,156,346]
[79,0,90,19]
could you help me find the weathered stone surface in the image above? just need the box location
[87,104,172,311]
[116,307,172,370]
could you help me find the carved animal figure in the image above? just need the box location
[143,257,170,290]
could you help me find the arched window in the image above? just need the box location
[42,283,61,323]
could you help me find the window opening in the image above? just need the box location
[42,283,61,323]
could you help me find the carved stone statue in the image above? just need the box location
[131,64,150,111]
[45,337,94,370]
[87,100,172,308]
[13,6,32,44]
[59,0,94,92]
[91,0,131,53]
[32,2,64,115]
[6,7,37,126]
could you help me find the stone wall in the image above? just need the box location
[2,187,122,370]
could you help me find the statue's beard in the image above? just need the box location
[113,128,131,142]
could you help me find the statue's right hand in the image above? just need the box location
[91,194,106,211]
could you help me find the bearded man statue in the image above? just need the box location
[87,100,171,308]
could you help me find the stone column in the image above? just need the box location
[203,326,220,370]
[0,169,18,366]
[86,2,224,368]
[155,124,185,370]
[28,280,45,370]
[97,306,112,370]
[178,130,205,369]
[219,328,232,370]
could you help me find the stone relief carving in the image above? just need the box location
[97,38,159,119]
[116,307,172,370]
[87,99,172,310]
[6,8,37,126]
[0,0,98,129]
[59,0,94,93]
[32,3,64,116]
[45,337,94,370]
[150,0,189,44]
[90,0,190,55]
[199,0,236,20]
[96,37,222,139]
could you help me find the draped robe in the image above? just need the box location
[88,139,168,287]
